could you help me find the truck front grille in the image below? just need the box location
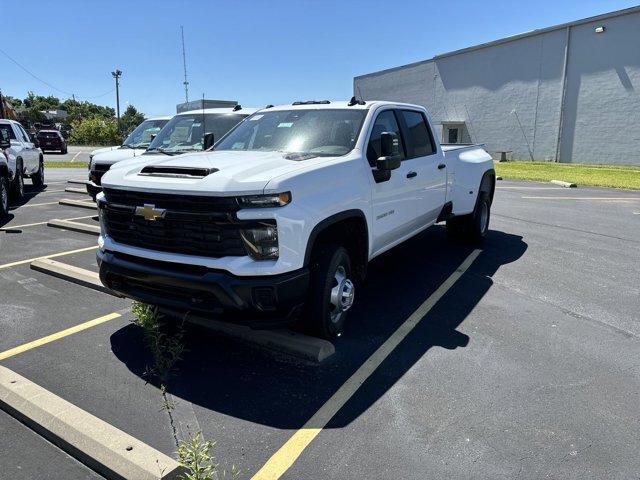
[101,189,254,257]
[91,163,111,186]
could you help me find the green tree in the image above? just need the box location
[69,116,120,145]
[120,105,145,136]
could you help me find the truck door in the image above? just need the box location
[367,109,426,254]
[397,109,447,226]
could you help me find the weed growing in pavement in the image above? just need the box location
[177,434,239,480]
[131,301,185,383]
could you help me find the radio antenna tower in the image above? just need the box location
[181,26,189,102]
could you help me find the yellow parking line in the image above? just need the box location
[1,215,95,230]
[522,196,640,201]
[251,249,482,480]
[0,245,97,270]
[0,312,121,361]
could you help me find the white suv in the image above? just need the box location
[0,120,44,207]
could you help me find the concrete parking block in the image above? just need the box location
[30,258,120,297]
[550,179,577,188]
[59,198,97,210]
[169,309,335,362]
[65,187,89,194]
[0,366,184,480]
[67,180,89,186]
[48,218,100,235]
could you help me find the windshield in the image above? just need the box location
[215,109,367,157]
[122,119,169,148]
[146,113,247,155]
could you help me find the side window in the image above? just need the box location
[366,110,405,165]
[14,124,29,143]
[19,125,32,143]
[400,110,436,158]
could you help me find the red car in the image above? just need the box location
[36,129,67,154]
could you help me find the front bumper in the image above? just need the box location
[98,249,309,328]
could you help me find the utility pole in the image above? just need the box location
[111,69,122,135]
[181,26,189,103]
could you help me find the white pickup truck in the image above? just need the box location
[87,116,171,199]
[87,108,254,200]
[97,100,494,338]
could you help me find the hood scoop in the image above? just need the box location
[138,165,218,179]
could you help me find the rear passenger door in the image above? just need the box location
[397,109,446,225]
[367,109,426,254]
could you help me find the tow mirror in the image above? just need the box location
[375,132,401,171]
[203,132,215,150]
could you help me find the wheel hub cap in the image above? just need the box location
[329,266,355,323]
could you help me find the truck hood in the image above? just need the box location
[90,147,147,167]
[101,150,321,196]
[90,146,119,157]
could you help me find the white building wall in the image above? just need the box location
[354,8,640,164]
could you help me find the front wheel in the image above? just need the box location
[61,147,68,154]
[301,245,355,339]
[0,176,9,218]
[32,162,45,188]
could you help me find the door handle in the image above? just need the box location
[406,171,417,178]
[437,163,446,170]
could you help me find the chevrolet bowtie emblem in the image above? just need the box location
[135,204,166,221]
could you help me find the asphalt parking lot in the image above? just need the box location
[0,170,639,479]
[43,145,100,164]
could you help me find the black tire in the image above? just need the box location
[446,192,490,243]
[10,159,24,201]
[301,244,355,339]
[32,161,45,188]
[0,176,9,218]
[61,147,67,154]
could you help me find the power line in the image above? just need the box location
[0,47,113,101]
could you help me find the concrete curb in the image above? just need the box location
[0,366,184,480]
[550,179,577,188]
[67,180,88,186]
[165,309,335,362]
[48,219,100,235]
[59,198,97,210]
[30,258,121,297]
[65,187,89,194]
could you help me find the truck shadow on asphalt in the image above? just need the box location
[110,226,527,429]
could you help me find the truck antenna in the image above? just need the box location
[181,26,189,103]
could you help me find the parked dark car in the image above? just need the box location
[37,130,67,154]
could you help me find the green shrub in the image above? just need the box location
[69,116,120,145]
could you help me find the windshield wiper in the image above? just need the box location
[146,147,175,156]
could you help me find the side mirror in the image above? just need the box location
[203,132,215,150]
[375,132,401,171]
[149,133,157,142]
[0,139,10,150]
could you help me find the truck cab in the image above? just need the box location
[97,100,494,338]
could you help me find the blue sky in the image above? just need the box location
[1,0,637,117]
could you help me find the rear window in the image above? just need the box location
[400,110,435,157]
[38,131,60,139]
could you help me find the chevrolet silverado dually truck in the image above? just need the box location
[87,108,255,200]
[97,99,494,339]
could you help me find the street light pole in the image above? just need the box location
[111,69,122,136]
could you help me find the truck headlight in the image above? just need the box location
[240,222,279,260]
[237,192,291,208]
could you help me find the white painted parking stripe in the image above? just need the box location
[522,196,640,201]
[251,249,482,480]
[70,151,83,162]
[1,215,95,230]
